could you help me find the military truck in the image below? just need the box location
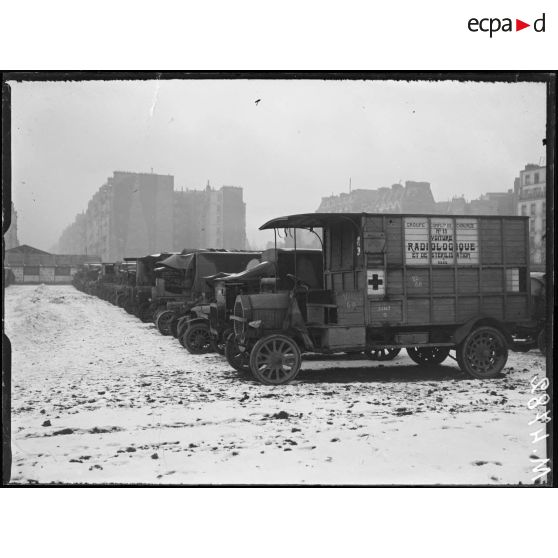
[205,248,322,365]
[120,253,178,321]
[150,250,261,347]
[229,212,532,384]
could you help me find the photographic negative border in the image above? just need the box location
[1,70,555,487]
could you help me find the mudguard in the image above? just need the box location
[452,316,512,346]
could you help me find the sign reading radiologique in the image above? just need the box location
[405,217,479,265]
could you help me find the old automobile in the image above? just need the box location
[229,212,532,384]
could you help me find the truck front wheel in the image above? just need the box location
[224,333,250,373]
[156,310,175,336]
[182,323,212,354]
[457,326,508,379]
[250,334,302,385]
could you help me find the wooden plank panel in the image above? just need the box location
[332,273,343,291]
[505,295,528,320]
[482,296,504,320]
[457,268,479,293]
[432,268,454,294]
[481,219,503,264]
[432,298,456,323]
[341,226,354,269]
[481,268,503,292]
[369,300,403,325]
[364,216,383,232]
[457,297,480,321]
[407,299,430,324]
[406,269,429,294]
[386,217,403,264]
[504,220,527,265]
[387,269,403,295]
[343,271,355,290]
[336,291,365,326]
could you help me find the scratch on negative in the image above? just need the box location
[149,77,162,120]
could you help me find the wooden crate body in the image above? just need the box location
[323,214,531,329]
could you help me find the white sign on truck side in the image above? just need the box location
[405,217,479,265]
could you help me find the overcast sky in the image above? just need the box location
[9,78,546,251]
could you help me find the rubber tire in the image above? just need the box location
[456,326,508,379]
[224,333,250,373]
[177,317,190,340]
[183,323,212,354]
[249,334,302,385]
[407,346,450,366]
[211,328,232,356]
[156,310,176,336]
[365,348,401,361]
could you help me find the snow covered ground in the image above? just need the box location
[5,285,549,485]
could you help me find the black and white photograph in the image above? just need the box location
[2,72,554,486]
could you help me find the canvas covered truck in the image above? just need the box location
[73,262,102,293]
[229,212,533,385]
[150,250,261,348]
[211,248,323,366]
[122,252,178,321]
[110,259,138,307]
[95,263,118,301]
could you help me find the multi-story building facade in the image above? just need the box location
[515,164,546,265]
[58,172,246,261]
[317,181,516,217]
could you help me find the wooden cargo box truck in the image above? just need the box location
[230,212,532,384]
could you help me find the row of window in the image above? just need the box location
[520,202,546,217]
[523,171,542,185]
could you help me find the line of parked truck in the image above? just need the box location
[72,212,547,385]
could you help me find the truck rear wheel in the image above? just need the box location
[250,334,302,385]
[182,323,212,354]
[365,348,401,361]
[156,310,175,336]
[407,347,450,366]
[457,326,508,379]
[224,333,250,373]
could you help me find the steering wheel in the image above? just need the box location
[286,274,311,290]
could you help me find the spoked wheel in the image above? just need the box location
[182,323,212,354]
[156,310,176,336]
[457,326,508,379]
[365,348,401,361]
[116,293,126,308]
[224,333,250,373]
[537,330,546,356]
[249,334,302,385]
[407,346,450,366]
[211,328,232,356]
[177,317,189,340]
